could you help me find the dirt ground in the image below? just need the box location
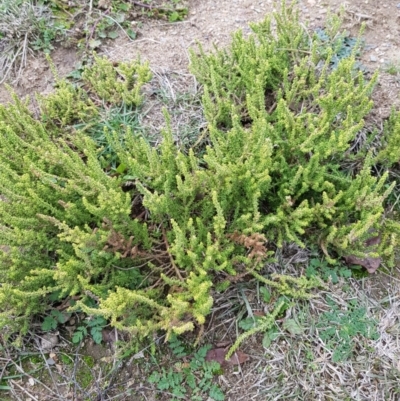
[1,1,400,400]
[1,0,400,116]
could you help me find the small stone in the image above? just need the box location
[46,357,56,366]
[369,55,378,62]
[41,333,59,350]
[133,350,145,359]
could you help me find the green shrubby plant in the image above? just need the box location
[0,57,153,335]
[376,109,400,167]
[37,79,99,127]
[189,3,398,263]
[82,54,152,106]
[0,2,400,343]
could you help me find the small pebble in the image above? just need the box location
[370,55,378,62]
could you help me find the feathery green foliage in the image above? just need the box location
[189,2,398,262]
[0,2,400,343]
[82,54,152,106]
[377,109,400,167]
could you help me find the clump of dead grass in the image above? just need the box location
[140,67,207,149]
[0,1,62,84]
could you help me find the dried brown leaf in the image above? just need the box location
[343,255,381,273]
[102,328,117,344]
[206,347,249,366]
[229,350,250,365]
[205,348,226,365]
[343,234,382,273]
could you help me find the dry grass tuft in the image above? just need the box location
[0,1,57,84]
[140,68,207,148]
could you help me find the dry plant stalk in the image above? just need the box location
[100,218,140,258]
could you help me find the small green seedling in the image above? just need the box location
[72,316,108,344]
[148,336,224,401]
[317,297,379,362]
[42,310,71,331]
[306,258,352,284]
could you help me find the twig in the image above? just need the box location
[9,353,62,400]
[161,226,184,281]
[0,46,22,84]
[347,10,376,20]
[9,380,39,401]
[131,1,171,13]
[268,101,277,114]
[86,9,110,50]
[72,342,86,400]
[32,334,63,400]
[15,32,29,82]
[103,13,136,42]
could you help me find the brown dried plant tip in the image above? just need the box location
[227,232,268,262]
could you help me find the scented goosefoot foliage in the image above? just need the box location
[0,2,400,341]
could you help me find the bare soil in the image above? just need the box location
[1,0,400,115]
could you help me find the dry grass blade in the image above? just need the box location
[0,1,56,84]
[140,68,207,148]
[198,244,400,400]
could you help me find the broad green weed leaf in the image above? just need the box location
[107,31,119,39]
[127,28,136,40]
[262,328,280,348]
[72,326,87,344]
[113,13,125,23]
[260,286,271,303]
[209,384,225,401]
[239,317,259,330]
[89,39,101,49]
[86,316,107,327]
[169,11,180,22]
[91,326,103,344]
[42,316,57,331]
[283,319,303,335]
